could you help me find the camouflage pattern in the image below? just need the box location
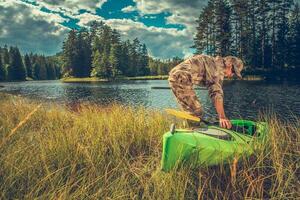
[168,54,225,117]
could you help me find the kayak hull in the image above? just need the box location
[161,120,268,171]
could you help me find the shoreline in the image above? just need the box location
[60,75,169,83]
[61,75,264,83]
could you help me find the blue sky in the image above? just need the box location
[1,0,298,59]
[0,0,211,59]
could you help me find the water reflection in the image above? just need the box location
[0,80,299,121]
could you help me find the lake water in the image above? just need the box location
[0,80,299,121]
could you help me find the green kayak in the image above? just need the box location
[161,120,268,172]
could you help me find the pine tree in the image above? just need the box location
[256,0,272,68]
[0,56,7,81]
[33,63,40,80]
[288,3,300,68]
[24,54,33,78]
[7,47,26,81]
[91,50,111,78]
[214,0,232,56]
[139,44,150,75]
[276,0,293,69]
[119,41,130,76]
[2,45,10,65]
[77,28,92,77]
[193,2,215,55]
[37,57,48,80]
[62,29,79,76]
[109,44,120,79]
[46,63,56,80]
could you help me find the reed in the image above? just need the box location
[0,94,298,199]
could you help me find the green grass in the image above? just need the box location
[61,77,109,83]
[125,75,169,80]
[0,94,299,199]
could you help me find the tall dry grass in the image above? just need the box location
[0,94,299,199]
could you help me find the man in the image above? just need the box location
[168,54,244,129]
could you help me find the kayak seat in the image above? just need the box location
[194,128,232,140]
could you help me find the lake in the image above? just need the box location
[0,80,299,121]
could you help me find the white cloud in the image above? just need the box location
[133,0,207,32]
[121,5,136,13]
[75,13,104,27]
[35,0,107,14]
[105,18,194,59]
[0,0,69,55]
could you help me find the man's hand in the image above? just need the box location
[219,117,232,129]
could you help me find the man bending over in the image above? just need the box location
[168,55,244,129]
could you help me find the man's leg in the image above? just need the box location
[168,71,203,127]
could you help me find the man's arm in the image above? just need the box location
[214,98,232,129]
[207,80,232,129]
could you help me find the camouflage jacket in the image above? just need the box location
[168,54,225,103]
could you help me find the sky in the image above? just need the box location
[0,0,211,59]
[0,1,298,59]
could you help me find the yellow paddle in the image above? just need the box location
[165,108,201,122]
[165,108,218,125]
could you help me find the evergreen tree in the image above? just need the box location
[109,44,120,78]
[24,54,33,78]
[33,63,40,80]
[214,0,232,56]
[2,45,10,65]
[275,0,293,69]
[139,44,150,75]
[7,47,26,81]
[37,57,48,80]
[119,41,130,76]
[0,56,7,81]
[288,3,300,68]
[77,28,92,77]
[62,29,79,76]
[91,50,111,78]
[256,0,272,68]
[46,63,56,80]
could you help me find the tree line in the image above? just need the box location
[0,45,61,81]
[0,21,177,82]
[193,0,300,71]
[148,57,183,76]
[62,21,152,79]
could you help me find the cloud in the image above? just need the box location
[133,0,207,31]
[75,13,104,27]
[35,0,107,14]
[129,0,208,58]
[0,0,69,55]
[121,5,137,13]
[105,19,194,59]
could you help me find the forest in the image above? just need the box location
[0,46,60,81]
[193,0,300,74]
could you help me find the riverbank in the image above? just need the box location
[61,75,264,83]
[0,94,298,199]
[61,75,169,83]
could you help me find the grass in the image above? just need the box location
[61,77,109,83]
[0,94,299,199]
[125,75,169,80]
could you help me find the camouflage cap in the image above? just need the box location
[224,56,244,79]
